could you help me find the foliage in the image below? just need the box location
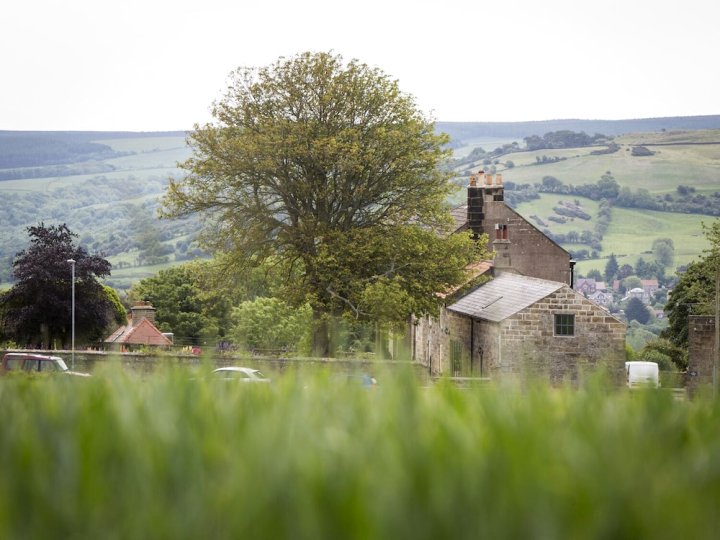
[161,52,482,355]
[622,276,642,291]
[523,130,609,151]
[604,254,619,283]
[230,297,312,351]
[0,132,118,169]
[639,338,688,371]
[103,285,128,328]
[631,145,655,157]
[625,297,651,324]
[652,238,675,268]
[663,220,720,348]
[637,349,674,371]
[0,224,113,347]
[1,370,719,539]
[129,260,246,346]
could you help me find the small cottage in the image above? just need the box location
[104,302,173,350]
[411,172,626,382]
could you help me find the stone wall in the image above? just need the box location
[411,310,454,376]
[0,349,424,380]
[413,285,626,384]
[492,287,626,383]
[687,315,717,395]
[483,201,572,285]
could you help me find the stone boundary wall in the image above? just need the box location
[0,349,425,380]
[687,315,717,395]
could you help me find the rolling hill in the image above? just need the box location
[1,116,719,290]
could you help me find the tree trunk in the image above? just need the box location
[40,323,50,350]
[311,309,331,358]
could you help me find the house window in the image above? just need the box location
[554,314,575,336]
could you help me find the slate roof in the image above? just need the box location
[447,272,565,322]
[450,204,469,232]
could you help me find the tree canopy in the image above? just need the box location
[625,297,650,324]
[663,220,719,348]
[129,260,249,346]
[161,52,483,355]
[0,223,114,347]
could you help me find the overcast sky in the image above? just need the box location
[2,0,718,131]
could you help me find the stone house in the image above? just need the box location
[575,278,598,296]
[105,302,173,350]
[641,279,660,296]
[411,172,626,381]
[588,290,613,307]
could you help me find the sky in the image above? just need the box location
[2,0,719,131]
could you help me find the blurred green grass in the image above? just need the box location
[0,366,718,539]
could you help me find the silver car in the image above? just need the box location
[212,367,270,382]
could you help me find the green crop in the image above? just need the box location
[0,365,718,539]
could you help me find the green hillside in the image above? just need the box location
[0,132,196,287]
[2,120,719,290]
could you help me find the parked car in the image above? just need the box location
[625,361,659,388]
[212,367,270,383]
[1,353,90,377]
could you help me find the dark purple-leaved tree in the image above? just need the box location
[0,223,114,348]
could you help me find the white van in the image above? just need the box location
[625,361,659,388]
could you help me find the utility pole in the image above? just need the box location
[68,259,76,370]
[715,267,719,397]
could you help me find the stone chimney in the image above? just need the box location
[130,302,157,327]
[468,171,505,239]
[468,172,484,240]
[492,223,512,273]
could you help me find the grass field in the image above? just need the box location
[0,367,718,539]
[512,195,712,274]
[574,207,711,275]
[514,194,600,234]
[495,130,720,194]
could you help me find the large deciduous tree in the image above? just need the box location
[0,223,114,348]
[161,52,483,355]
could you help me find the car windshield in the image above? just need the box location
[37,359,68,372]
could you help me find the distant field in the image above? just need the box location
[103,259,189,291]
[514,194,599,234]
[95,135,188,153]
[495,130,720,194]
[449,137,522,158]
[0,166,182,193]
[515,194,711,275]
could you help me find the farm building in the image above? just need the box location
[411,172,626,382]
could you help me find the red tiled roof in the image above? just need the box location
[105,318,172,346]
